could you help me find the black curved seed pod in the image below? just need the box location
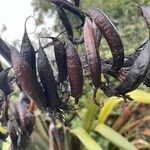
[0,37,11,64]
[37,41,61,108]
[66,39,83,101]
[0,68,12,96]
[73,0,80,7]
[20,19,36,73]
[115,37,150,95]
[50,37,68,83]
[57,7,73,41]
[51,0,85,27]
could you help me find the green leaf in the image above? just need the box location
[128,89,150,104]
[98,97,123,123]
[71,127,102,150]
[95,123,137,150]
[83,102,97,132]
[2,136,11,150]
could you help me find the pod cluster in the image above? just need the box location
[0,2,150,147]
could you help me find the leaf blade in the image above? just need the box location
[129,89,150,104]
[95,123,137,150]
[71,127,102,150]
[98,97,123,123]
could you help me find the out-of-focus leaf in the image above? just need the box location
[98,97,123,123]
[2,136,11,150]
[132,139,150,149]
[95,123,137,150]
[0,126,7,134]
[83,102,97,132]
[128,89,150,104]
[71,127,102,150]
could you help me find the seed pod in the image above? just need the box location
[57,7,73,41]
[66,39,83,101]
[10,46,48,111]
[15,102,35,135]
[73,0,80,7]
[89,9,124,73]
[83,17,101,88]
[0,68,12,96]
[115,37,150,95]
[7,119,18,149]
[92,21,102,48]
[0,37,11,64]
[51,0,85,27]
[20,17,36,73]
[50,37,68,83]
[37,41,61,108]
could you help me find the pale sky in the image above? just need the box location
[0,0,56,41]
[0,0,56,65]
[0,0,34,42]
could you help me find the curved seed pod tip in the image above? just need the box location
[20,16,36,73]
[57,7,73,41]
[51,0,85,27]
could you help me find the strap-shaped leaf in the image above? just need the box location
[95,123,137,150]
[71,127,102,150]
[83,102,97,132]
[98,97,123,123]
[128,89,150,104]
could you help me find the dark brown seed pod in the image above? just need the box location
[57,7,73,41]
[20,17,36,73]
[10,46,48,112]
[0,37,11,64]
[89,8,124,73]
[83,17,101,88]
[92,21,102,48]
[37,40,61,108]
[66,39,83,102]
[115,37,150,95]
[0,68,12,96]
[51,0,85,27]
[50,37,68,83]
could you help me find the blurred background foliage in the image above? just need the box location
[1,0,150,150]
